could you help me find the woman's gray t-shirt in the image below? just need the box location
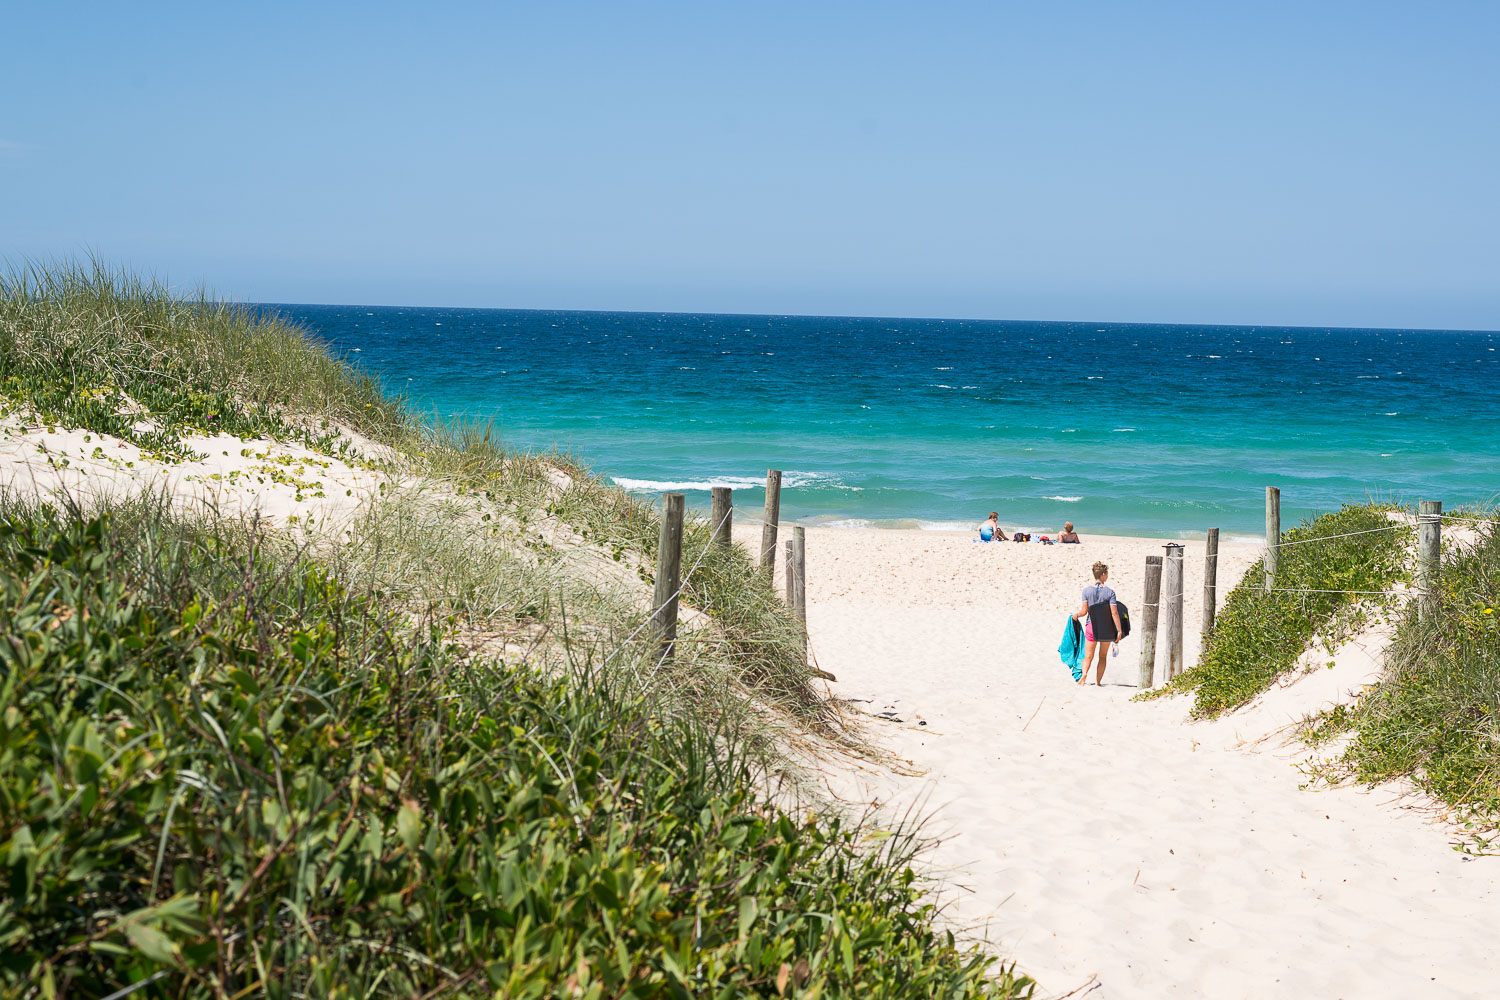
[1083,583,1117,606]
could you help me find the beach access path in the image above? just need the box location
[749,527,1499,999]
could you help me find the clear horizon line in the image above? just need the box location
[248,299,1500,338]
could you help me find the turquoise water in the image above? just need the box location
[275,306,1500,538]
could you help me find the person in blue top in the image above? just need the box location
[1073,561,1124,686]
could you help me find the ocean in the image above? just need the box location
[272,305,1499,538]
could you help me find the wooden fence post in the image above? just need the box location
[791,527,807,623]
[1202,527,1220,638]
[1162,543,1185,679]
[785,539,795,605]
[651,493,685,660]
[710,486,733,551]
[1419,500,1442,620]
[760,469,782,579]
[1265,486,1281,593]
[1138,554,1163,689]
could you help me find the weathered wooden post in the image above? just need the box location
[1202,527,1220,638]
[1265,486,1281,593]
[791,526,807,623]
[760,469,782,579]
[710,486,733,551]
[651,492,685,660]
[1418,500,1442,619]
[1163,543,1185,679]
[1138,554,1163,689]
[784,539,795,603]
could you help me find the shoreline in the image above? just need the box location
[735,517,1268,545]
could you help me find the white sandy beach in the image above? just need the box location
[744,525,1499,999]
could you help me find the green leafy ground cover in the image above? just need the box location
[0,502,1030,998]
[1313,516,1500,831]
[1142,504,1412,717]
[0,266,1033,997]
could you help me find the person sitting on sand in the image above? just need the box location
[1073,561,1123,686]
[978,511,1000,542]
[1059,521,1080,544]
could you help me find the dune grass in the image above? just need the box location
[0,260,828,727]
[1310,514,1500,831]
[0,264,1035,996]
[1141,504,1412,717]
[0,259,405,459]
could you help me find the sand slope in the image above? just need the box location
[761,527,1499,999]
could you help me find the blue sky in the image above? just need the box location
[3,1,1497,328]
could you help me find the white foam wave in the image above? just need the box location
[915,520,977,531]
[1112,427,1136,432]
[1044,495,1084,502]
[611,471,845,493]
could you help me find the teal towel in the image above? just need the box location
[1058,616,1084,682]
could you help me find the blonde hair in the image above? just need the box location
[1092,561,1108,580]
[1064,522,1074,531]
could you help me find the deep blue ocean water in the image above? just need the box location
[271,305,1499,538]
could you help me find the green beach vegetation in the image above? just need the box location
[0,265,1034,998]
[1142,495,1500,834]
[0,261,403,460]
[1310,513,1500,833]
[1141,504,1413,718]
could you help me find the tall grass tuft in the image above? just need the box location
[0,258,405,456]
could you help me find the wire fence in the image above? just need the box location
[614,501,839,684]
[1266,522,1411,548]
[605,502,733,672]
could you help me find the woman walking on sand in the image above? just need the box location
[1073,561,1123,686]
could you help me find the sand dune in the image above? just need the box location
[745,526,1500,999]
